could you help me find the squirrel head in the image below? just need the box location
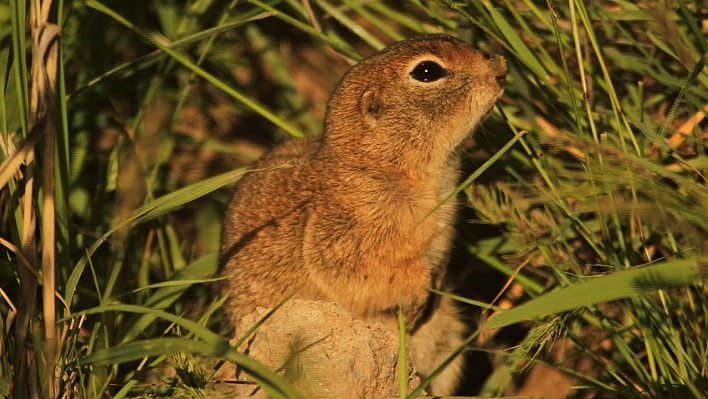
[322,34,506,170]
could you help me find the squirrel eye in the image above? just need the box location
[410,61,447,82]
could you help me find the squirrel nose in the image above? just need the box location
[489,55,507,88]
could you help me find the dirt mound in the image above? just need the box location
[225,299,422,398]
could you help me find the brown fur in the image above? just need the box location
[220,34,506,395]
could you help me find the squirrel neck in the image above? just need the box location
[314,134,463,201]
[317,124,460,183]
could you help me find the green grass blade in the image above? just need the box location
[119,252,219,343]
[84,0,304,138]
[79,338,305,399]
[315,0,386,51]
[415,130,525,228]
[483,1,549,82]
[68,10,273,101]
[397,305,406,399]
[9,0,29,139]
[484,258,708,330]
[66,167,249,306]
[247,0,361,60]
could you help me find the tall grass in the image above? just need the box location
[1,0,707,398]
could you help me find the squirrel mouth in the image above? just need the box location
[481,105,495,121]
[480,94,502,121]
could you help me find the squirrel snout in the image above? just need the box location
[490,55,507,89]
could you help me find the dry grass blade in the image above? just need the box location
[0,128,42,190]
[30,0,61,395]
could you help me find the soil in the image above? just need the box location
[211,299,422,398]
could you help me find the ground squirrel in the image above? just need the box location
[220,34,506,395]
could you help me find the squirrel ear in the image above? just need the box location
[360,89,382,127]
